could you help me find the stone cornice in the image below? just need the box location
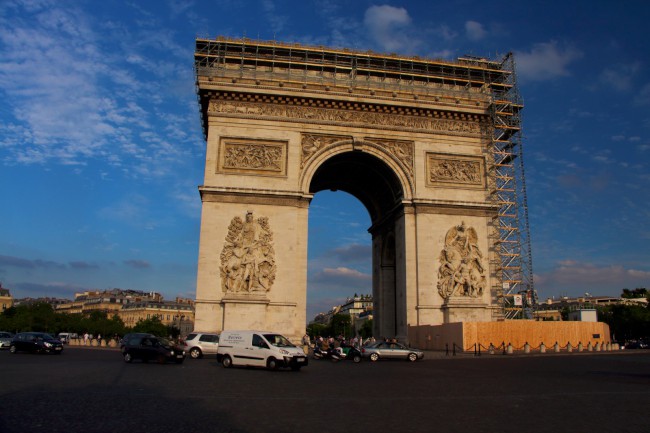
[199,186,311,208]
[408,199,499,217]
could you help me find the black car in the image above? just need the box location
[122,335,185,364]
[119,332,155,353]
[10,332,64,354]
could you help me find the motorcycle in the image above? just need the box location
[312,346,346,362]
[340,344,362,363]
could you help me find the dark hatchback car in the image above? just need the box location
[10,332,64,354]
[119,332,155,353]
[122,335,185,364]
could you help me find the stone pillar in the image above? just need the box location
[540,343,546,353]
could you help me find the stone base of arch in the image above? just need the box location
[441,297,491,323]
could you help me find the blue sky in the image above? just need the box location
[1,0,649,320]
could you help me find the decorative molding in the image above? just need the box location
[365,137,414,177]
[218,138,287,176]
[301,133,350,168]
[199,187,311,208]
[208,99,484,136]
[426,153,484,188]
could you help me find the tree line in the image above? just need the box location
[0,302,179,339]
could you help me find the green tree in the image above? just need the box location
[306,323,327,339]
[621,288,648,299]
[598,304,650,342]
[0,303,58,334]
[359,318,373,339]
[329,313,352,338]
[132,316,169,337]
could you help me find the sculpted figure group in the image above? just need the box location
[220,212,276,295]
[437,222,486,300]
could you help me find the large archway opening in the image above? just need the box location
[307,151,406,339]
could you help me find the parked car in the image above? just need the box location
[119,333,155,353]
[57,332,78,344]
[122,335,185,364]
[183,332,220,359]
[361,341,424,362]
[10,332,64,354]
[0,331,14,349]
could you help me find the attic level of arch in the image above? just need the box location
[196,90,491,140]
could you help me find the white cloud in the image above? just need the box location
[465,20,486,41]
[515,41,583,82]
[363,5,413,52]
[598,62,639,92]
[262,0,288,34]
[315,267,370,282]
[535,260,650,298]
[0,2,199,179]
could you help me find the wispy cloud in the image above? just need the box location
[515,41,583,82]
[311,267,371,285]
[261,0,288,34]
[330,244,371,263]
[598,62,640,92]
[69,261,100,270]
[465,20,486,41]
[535,260,650,297]
[634,83,650,106]
[0,2,199,179]
[0,255,66,270]
[363,5,415,52]
[10,281,87,298]
[123,259,151,269]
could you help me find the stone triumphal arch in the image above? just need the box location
[193,37,531,343]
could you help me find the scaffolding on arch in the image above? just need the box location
[484,52,536,319]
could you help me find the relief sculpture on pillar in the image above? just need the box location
[437,222,486,300]
[220,211,276,295]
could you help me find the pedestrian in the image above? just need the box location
[301,333,310,355]
[83,332,89,346]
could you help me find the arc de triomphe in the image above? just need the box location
[193,37,512,342]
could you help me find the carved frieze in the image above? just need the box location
[208,99,483,136]
[218,138,287,176]
[220,211,276,295]
[365,137,414,177]
[301,133,349,168]
[437,222,486,300]
[426,153,484,188]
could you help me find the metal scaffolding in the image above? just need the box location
[194,37,536,319]
[483,53,536,319]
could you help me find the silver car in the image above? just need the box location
[361,341,424,362]
[183,332,220,359]
[0,332,13,349]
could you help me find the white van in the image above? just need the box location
[216,330,308,371]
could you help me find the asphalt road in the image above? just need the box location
[1,347,649,433]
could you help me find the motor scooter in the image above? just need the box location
[313,346,346,362]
